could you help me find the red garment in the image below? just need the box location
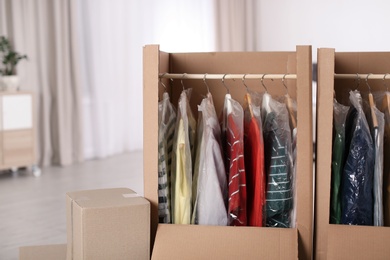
[244,116,265,227]
[227,114,247,226]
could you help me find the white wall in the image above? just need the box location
[254,0,390,58]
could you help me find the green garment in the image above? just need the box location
[330,99,349,224]
[263,110,293,228]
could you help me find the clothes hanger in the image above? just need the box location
[366,73,378,128]
[283,74,297,129]
[222,74,232,114]
[203,73,211,94]
[242,74,254,118]
[158,73,168,102]
[181,73,186,91]
[382,73,390,115]
[203,73,213,104]
[261,74,271,114]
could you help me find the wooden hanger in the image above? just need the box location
[382,92,390,115]
[366,74,378,128]
[242,74,254,118]
[283,74,297,129]
[382,74,390,115]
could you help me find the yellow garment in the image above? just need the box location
[174,119,192,224]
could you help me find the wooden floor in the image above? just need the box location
[0,151,143,260]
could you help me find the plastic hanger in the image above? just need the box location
[222,74,232,114]
[283,74,297,129]
[261,74,271,114]
[366,73,378,128]
[242,74,254,118]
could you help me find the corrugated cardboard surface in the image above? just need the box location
[143,45,313,259]
[316,48,390,259]
[66,188,150,260]
[19,244,66,260]
[152,224,298,260]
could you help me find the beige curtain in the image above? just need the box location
[0,0,84,166]
[214,0,257,51]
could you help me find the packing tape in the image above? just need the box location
[122,193,141,198]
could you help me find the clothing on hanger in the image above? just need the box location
[330,98,349,224]
[262,92,293,228]
[286,95,297,228]
[158,92,177,223]
[341,90,374,225]
[367,102,385,226]
[244,91,265,227]
[191,93,228,226]
[221,94,247,226]
[382,92,390,226]
[172,89,196,224]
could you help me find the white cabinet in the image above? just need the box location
[0,92,36,172]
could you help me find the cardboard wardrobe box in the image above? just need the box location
[66,188,150,260]
[19,244,66,260]
[316,48,390,260]
[143,45,313,259]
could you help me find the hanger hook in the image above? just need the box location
[282,74,289,95]
[261,74,268,92]
[366,73,373,93]
[383,73,390,92]
[181,73,186,91]
[203,73,210,93]
[222,74,230,94]
[242,74,249,92]
[159,73,167,91]
[355,73,361,91]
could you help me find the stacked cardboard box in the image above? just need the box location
[143,45,313,259]
[316,48,390,259]
[19,188,150,260]
[19,244,67,260]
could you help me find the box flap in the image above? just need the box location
[66,187,148,208]
[152,224,298,260]
[327,225,390,260]
[19,244,66,260]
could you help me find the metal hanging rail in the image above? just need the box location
[334,73,390,80]
[159,73,297,80]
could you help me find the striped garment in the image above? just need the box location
[263,111,293,228]
[157,92,176,223]
[221,94,248,226]
[227,114,247,226]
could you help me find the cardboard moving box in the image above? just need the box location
[316,48,390,259]
[143,45,313,259]
[66,188,150,260]
[19,244,66,260]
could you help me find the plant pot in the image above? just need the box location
[0,75,20,91]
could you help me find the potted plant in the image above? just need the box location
[0,36,28,91]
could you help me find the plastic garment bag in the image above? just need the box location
[191,93,228,225]
[379,92,390,226]
[330,99,349,224]
[262,92,293,228]
[285,95,297,228]
[171,89,196,224]
[158,92,177,223]
[243,90,265,227]
[221,94,247,226]
[341,90,374,225]
[366,99,385,226]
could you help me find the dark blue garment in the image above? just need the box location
[341,106,374,225]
